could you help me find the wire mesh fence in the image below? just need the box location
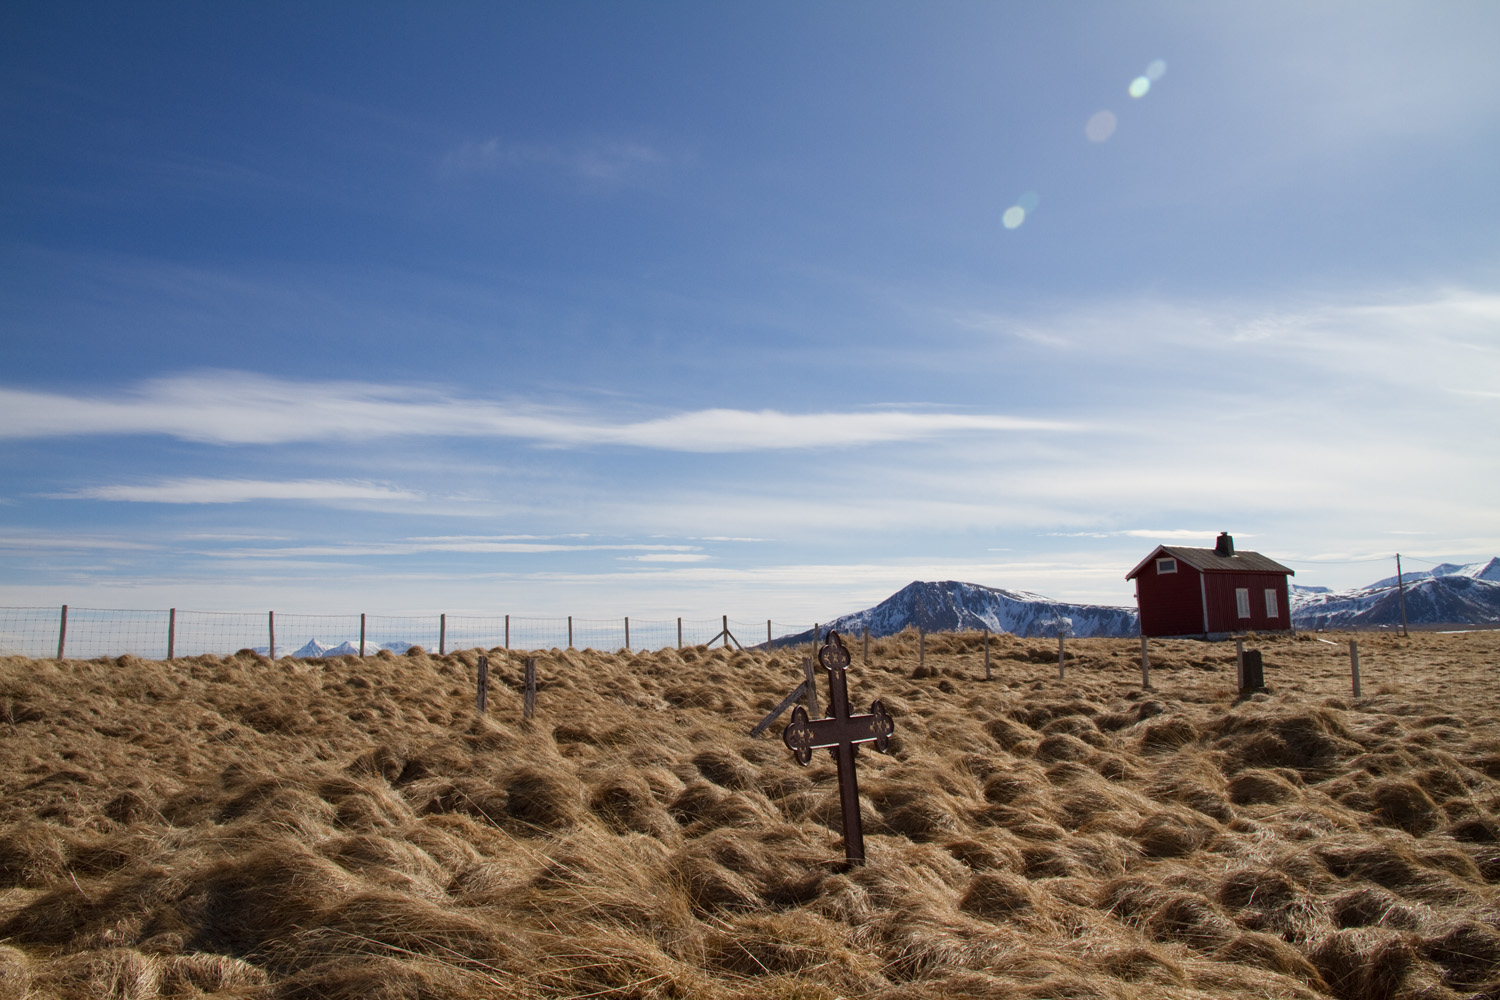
[0,605,821,660]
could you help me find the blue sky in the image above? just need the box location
[2,2,1498,622]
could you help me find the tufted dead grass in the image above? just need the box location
[2,629,1499,998]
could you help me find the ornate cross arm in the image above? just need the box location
[782,701,894,764]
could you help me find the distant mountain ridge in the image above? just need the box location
[1291,558,1500,630]
[768,580,1139,647]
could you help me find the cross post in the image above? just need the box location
[782,630,895,866]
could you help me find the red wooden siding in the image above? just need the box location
[1203,572,1290,633]
[1134,560,1205,637]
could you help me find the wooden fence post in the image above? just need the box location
[57,604,67,660]
[168,608,176,660]
[984,627,991,681]
[524,657,537,719]
[1350,641,1361,698]
[359,613,366,657]
[269,611,276,660]
[568,616,573,649]
[722,615,729,648]
[812,623,819,659]
[505,614,510,650]
[767,620,772,646]
[439,613,447,655]
[1140,634,1150,689]
[677,617,682,649]
[624,617,630,652]
[476,655,488,714]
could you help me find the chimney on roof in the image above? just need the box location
[1215,532,1235,557]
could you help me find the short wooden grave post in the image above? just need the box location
[863,626,870,664]
[476,655,489,714]
[524,657,537,719]
[1350,641,1361,698]
[802,656,820,718]
[1140,635,1150,689]
[1235,637,1245,689]
[782,631,896,867]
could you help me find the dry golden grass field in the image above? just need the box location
[3,629,1500,999]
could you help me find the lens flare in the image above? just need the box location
[1129,76,1150,98]
[1085,110,1117,142]
[1002,205,1026,229]
[1017,190,1040,213]
[1146,59,1167,81]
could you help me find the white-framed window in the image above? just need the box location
[1265,589,1279,618]
[1236,588,1251,619]
[1156,557,1177,574]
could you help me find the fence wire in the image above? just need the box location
[0,606,827,660]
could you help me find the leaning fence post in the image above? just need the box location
[984,627,991,680]
[476,655,489,714]
[802,656,820,718]
[269,611,276,660]
[439,613,447,655]
[57,604,67,660]
[359,613,366,657]
[524,657,537,719]
[1350,641,1361,698]
[1140,634,1150,689]
[168,608,176,660]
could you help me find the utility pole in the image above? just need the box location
[1395,553,1410,638]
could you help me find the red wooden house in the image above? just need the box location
[1126,533,1295,638]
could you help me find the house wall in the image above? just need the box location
[1134,558,1206,637]
[1203,572,1292,633]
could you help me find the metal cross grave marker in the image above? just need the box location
[782,630,895,866]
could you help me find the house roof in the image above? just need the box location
[1126,545,1295,581]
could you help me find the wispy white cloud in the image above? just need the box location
[0,373,1077,451]
[441,137,666,181]
[200,538,701,559]
[51,478,424,504]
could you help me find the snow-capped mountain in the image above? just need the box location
[769,580,1139,647]
[1363,558,1500,591]
[1291,559,1500,630]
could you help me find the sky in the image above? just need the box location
[2,2,1498,624]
